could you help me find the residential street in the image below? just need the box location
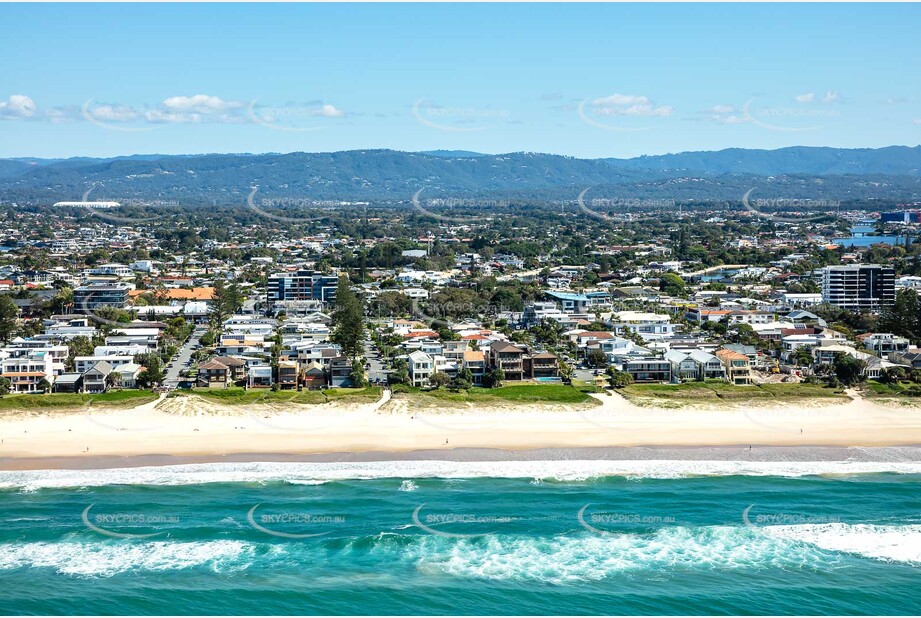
[163,325,208,389]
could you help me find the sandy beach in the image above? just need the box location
[1,389,920,470]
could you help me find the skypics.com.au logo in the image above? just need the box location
[411,189,504,224]
[246,187,360,224]
[576,188,672,223]
[577,504,676,536]
[412,99,510,133]
[82,504,178,539]
[247,504,345,539]
[409,298,509,329]
[740,93,841,133]
[741,188,841,223]
[742,504,841,527]
[247,100,345,132]
[412,503,512,538]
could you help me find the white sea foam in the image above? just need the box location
[763,523,921,564]
[397,527,831,584]
[2,459,920,490]
[0,540,255,577]
[0,524,916,580]
[399,523,921,583]
[399,479,418,492]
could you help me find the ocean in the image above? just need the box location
[0,460,919,615]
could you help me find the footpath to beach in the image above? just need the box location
[0,388,920,469]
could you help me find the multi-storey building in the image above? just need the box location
[819,265,895,312]
[267,270,339,305]
[73,283,131,313]
[1,351,55,393]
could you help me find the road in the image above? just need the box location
[364,334,390,384]
[164,325,208,388]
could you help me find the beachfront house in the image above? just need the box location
[197,359,230,388]
[302,361,326,390]
[112,362,143,389]
[664,350,701,380]
[623,357,672,383]
[83,360,114,393]
[715,348,752,385]
[408,350,434,387]
[1,352,55,393]
[488,342,527,381]
[52,372,83,393]
[664,349,726,381]
[277,361,298,389]
[212,356,246,383]
[248,365,274,389]
[462,350,486,385]
[528,352,560,379]
[327,356,353,388]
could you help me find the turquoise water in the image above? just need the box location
[835,225,906,247]
[0,463,919,615]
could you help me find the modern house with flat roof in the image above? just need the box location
[73,283,131,313]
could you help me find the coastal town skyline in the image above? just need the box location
[2,2,921,616]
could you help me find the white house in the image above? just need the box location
[75,355,135,374]
[407,350,434,387]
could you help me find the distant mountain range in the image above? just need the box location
[605,146,921,176]
[1,146,919,205]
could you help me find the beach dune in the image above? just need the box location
[1,390,919,469]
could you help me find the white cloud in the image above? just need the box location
[0,94,37,118]
[587,93,673,118]
[795,92,815,104]
[822,90,840,104]
[313,103,344,118]
[703,104,745,125]
[161,94,243,113]
[137,94,249,123]
[591,93,651,106]
[2,93,341,126]
[914,119,921,125]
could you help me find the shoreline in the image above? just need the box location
[4,445,921,472]
[2,391,921,471]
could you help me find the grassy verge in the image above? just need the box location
[392,383,595,407]
[619,380,847,406]
[170,386,383,406]
[0,389,158,413]
[863,380,921,399]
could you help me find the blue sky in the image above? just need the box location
[1,3,918,159]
